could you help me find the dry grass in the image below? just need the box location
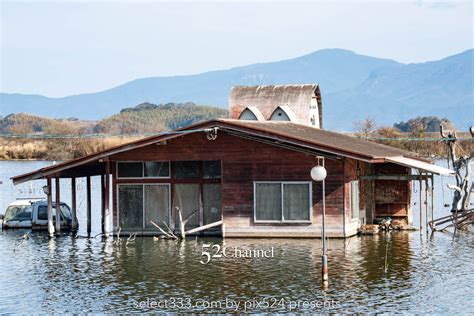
[0,132,472,161]
[0,136,139,160]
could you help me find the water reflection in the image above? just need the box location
[1,161,473,313]
[1,229,473,313]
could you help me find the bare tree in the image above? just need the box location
[354,117,377,138]
[440,125,474,212]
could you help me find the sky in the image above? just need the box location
[0,0,472,97]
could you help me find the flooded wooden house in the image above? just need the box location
[11,84,454,237]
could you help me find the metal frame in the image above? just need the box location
[253,181,313,224]
[116,183,171,231]
[116,161,171,180]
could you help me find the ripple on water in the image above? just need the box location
[0,229,474,313]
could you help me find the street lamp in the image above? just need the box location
[42,185,50,196]
[311,163,328,283]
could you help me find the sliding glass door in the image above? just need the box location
[118,185,143,231]
[144,185,170,229]
[118,184,170,231]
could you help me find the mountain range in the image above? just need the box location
[1,48,472,131]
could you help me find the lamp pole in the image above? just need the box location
[321,171,328,282]
[311,160,328,284]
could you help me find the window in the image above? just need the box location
[118,185,143,230]
[203,160,221,178]
[4,205,32,221]
[254,182,311,223]
[37,206,48,220]
[117,162,143,178]
[283,183,310,221]
[117,161,170,178]
[144,161,170,178]
[173,161,200,179]
[144,185,170,229]
[350,180,360,220]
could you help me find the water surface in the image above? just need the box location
[0,160,473,313]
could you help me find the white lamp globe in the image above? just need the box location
[42,185,50,195]
[311,166,327,181]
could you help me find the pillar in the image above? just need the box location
[47,177,54,237]
[71,177,77,229]
[419,174,423,235]
[101,174,105,234]
[87,176,92,236]
[104,159,111,237]
[55,177,61,234]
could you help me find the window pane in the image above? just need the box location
[118,185,143,230]
[117,162,143,178]
[60,205,72,220]
[173,184,200,228]
[283,183,310,221]
[203,184,221,225]
[351,181,360,219]
[144,161,170,178]
[173,161,200,179]
[144,185,170,229]
[255,183,282,221]
[203,161,221,178]
[38,206,48,220]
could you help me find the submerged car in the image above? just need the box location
[1,199,77,230]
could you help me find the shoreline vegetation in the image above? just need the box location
[0,104,471,161]
[2,132,472,161]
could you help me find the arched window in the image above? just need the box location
[269,106,298,122]
[238,106,265,121]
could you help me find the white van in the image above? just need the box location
[1,199,77,230]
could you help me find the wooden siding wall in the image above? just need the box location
[360,162,411,223]
[373,163,411,219]
[109,132,347,234]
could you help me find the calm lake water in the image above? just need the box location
[0,160,473,313]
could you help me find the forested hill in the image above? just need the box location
[94,102,227,134]
[0,102,227,136]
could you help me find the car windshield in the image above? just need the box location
[4,205,33,221]
[60,205,72,220]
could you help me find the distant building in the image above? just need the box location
[230,84,322,128]
[12,84,453,237]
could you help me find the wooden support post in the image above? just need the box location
[47,177,54,237]
[425,176,429,236]
[104,159,111,238]
[71,177,77,229]
[419,174,423,235]
[86,176,92,237]
[431,176,435,230]
[101,174,105,234]
[55,177,61,235]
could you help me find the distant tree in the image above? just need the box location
[394,116,454,132]
[353,117,377,138]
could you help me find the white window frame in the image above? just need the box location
[349,180,360,221]
[253,181,313,224]
[117,183,171,230]
[116,161,171,179]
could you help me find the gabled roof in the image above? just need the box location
[12,119,444,185]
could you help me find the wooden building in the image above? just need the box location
[11,84,453,238]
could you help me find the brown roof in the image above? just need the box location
[11,118,425,184]
[201,119,421,160]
